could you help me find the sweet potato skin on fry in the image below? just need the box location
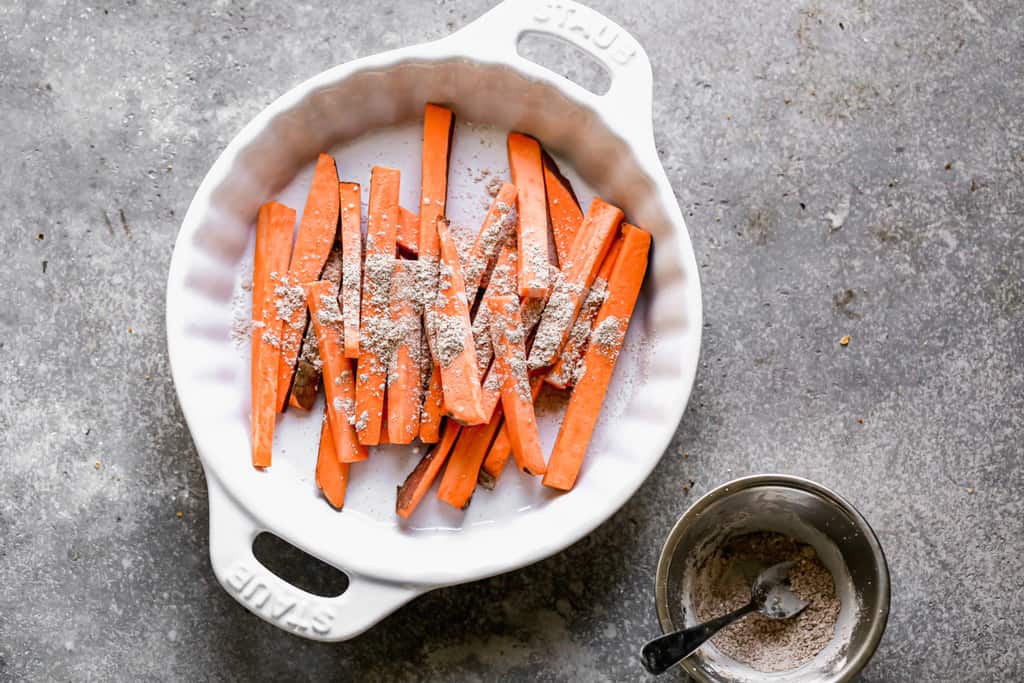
[396,420,460,519]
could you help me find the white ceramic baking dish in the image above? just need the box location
[166,0,701,641]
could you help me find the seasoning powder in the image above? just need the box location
[690,532,841,673]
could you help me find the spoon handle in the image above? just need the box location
[640,602,757,675]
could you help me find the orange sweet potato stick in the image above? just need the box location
[479,368,503,425]
[542,152,584,268]
[462,182,518,304]
[304,280,368,463]
[475,286,549,426]
[289,236,340,411]
[251,202,295,468]
[397,206,419,257]
[418,367,444,443]
[487,295,547,476]
[543,224,651,491]
[477,418,508,490]
[470,243,518,377]
[472,251,554,423]
[435,217,487,425]
[507,132,550,299]
[418,104,455,434]
[417,103,454,261]
[355,166,400,445]
[527,197,623,371]
[473,246,551,425]
[396,419,461,519]
[315,410,350,509]
[478,375,544,489]
[274,153,340,410]
[251,201,293,391]
[436,405,505,509]
[378,393,390,445]
[339,181,362,359]
[386,261,423,444]
[546,234,624,389]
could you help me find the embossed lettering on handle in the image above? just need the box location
[530,1,638,67]
[224,561,337,637]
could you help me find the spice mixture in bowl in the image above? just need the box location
[654,475,890,683]
[691,532,841,673]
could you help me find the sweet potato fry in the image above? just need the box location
[252,201,293,391]
[417,103,454,262]
[477,418,508,490]
[397,206,419,257]
[487,295,546,476]
[315,410,350,509]
[275,153,340,410]
[418,105,456,433]
[418,366,444,443]
[546,234,624,389]
[387,261,423,444]
[527,197,623,371]
[479,375,544,488]
[355,166,400,445]
[378,393,391,445]
[543,224,651,491]
[289,237,343,411]
[462,182,517,304]
[396,419,460,520]
[435,217,487,425]
[437,406,505,509]
[542,152,583,268]
[304,280,368,463]
[339,181,362,359]
[470,243,518,376]
[251,202,295,468]
[507,132,550,299]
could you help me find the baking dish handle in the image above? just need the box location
[206,474,422,641]
[448,0,655,140]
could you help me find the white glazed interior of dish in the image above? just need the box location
[167,5,701,638]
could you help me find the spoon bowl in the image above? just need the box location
[751,560,808,620]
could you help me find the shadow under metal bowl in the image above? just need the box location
[654,475,890,682]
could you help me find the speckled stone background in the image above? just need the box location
[2,1,1022,681]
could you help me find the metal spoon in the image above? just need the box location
[640,561,809,675]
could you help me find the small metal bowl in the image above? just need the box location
[654,475,890,682]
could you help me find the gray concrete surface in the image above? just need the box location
[1,1,1022,681]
